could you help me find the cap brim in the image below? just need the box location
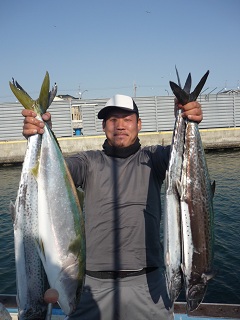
[98,106,138,119]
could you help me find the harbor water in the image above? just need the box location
[0,149,239,304]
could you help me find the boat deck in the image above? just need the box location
[1,295,240,319]
[6,309,240,320]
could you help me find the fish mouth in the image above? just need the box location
[166,270,183,303]
[187,283,207,312]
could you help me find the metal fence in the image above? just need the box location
[79,94,240,135]
[0,101,73,141]
[0,94,239,141]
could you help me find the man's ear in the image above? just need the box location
[102,120,106,132]
[138,118,142,132]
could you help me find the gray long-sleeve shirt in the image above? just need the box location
[66,144,170,271]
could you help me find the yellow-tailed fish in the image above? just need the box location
[10,72,85,317]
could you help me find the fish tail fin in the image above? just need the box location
[190,70,210,101]
[169,81,189,105]
[9,71,57,114]
[175,65,182,88]
[170,70,209,104]
[175,66,192,93]
[38,71,51,114]
[183,73,192,94]
[48,82,58,106]
[9,79,35,110]
[36,71,57,113]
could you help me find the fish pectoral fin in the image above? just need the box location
[68,235,82,257]
[193,247,201,255]
[31,160,40,179]
[201,271,215,283]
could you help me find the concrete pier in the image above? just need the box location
[0,127,240,164]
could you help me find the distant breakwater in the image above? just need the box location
[0,127,240,165]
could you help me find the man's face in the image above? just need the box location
[102,110,142,148]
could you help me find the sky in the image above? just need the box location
[0,0,239,102]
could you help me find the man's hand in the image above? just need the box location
[22,110,52,139]
[178,101,203,123]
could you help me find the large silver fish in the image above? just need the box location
[170,71,215,312]
[164,70,191,303]
[9,76,55,319]
[36,112,86,316]
[180,119,215,312]
[10,72,86,316]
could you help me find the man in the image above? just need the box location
[22,94,203,320]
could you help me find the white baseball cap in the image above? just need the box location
[98,94,139,119]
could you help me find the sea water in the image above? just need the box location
[0,150,239,304]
